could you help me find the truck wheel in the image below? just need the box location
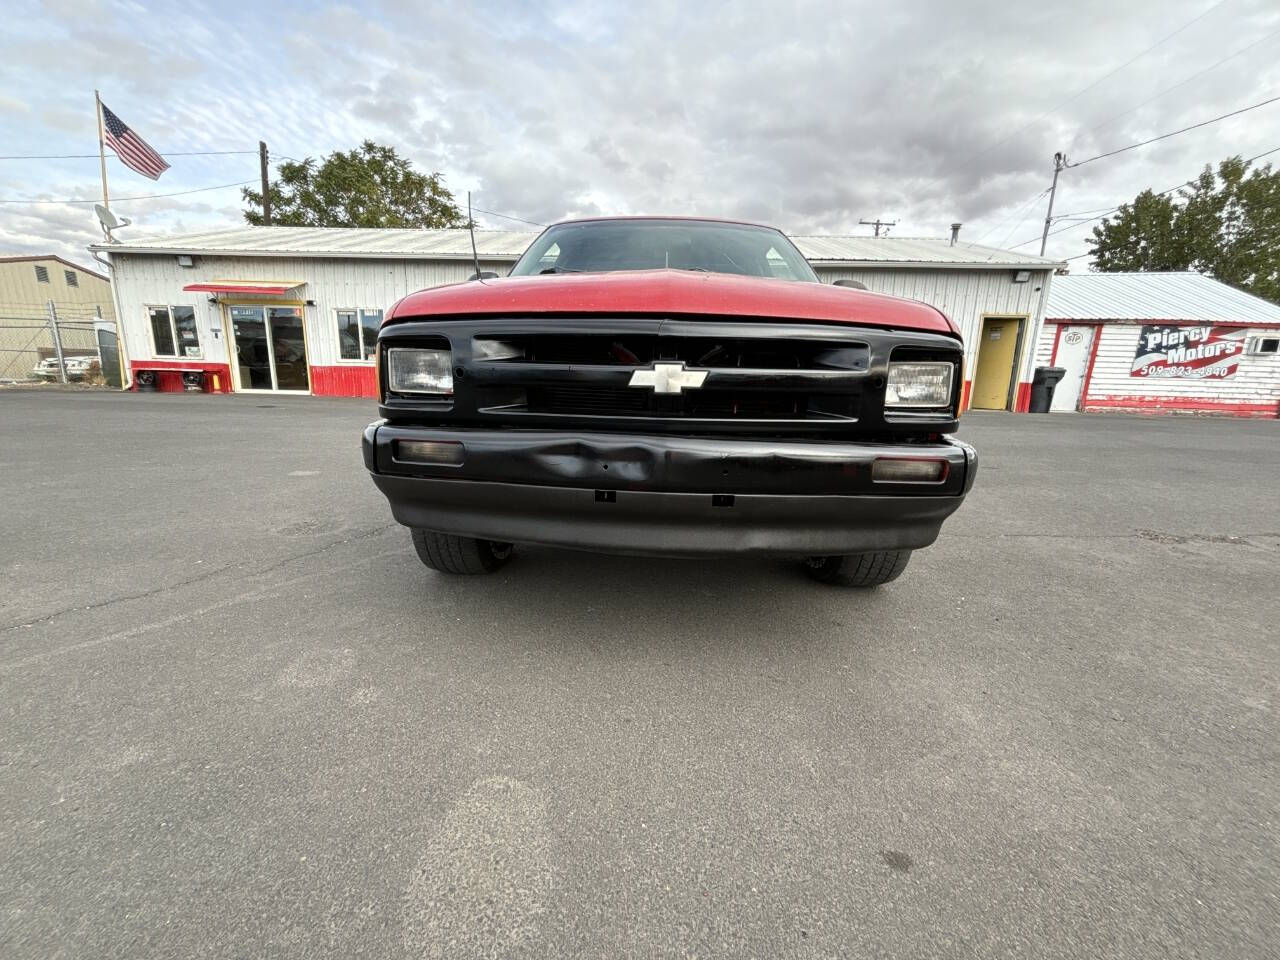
[802,550,911,587]
[410,529,514,575]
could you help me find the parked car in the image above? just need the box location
[33,356,98,381]
[363,217,976,586]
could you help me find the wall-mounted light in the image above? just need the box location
[176,255,194,268]
[304,299,316,306]
[1013,270,1031,283]
[206,296,219,305]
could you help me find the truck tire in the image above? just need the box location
[802,550,911,587]
[410,529,514,575]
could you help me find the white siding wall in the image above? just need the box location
[1035,322,1058,367]
[814,267,1055,386]
[110,252,1061,401]
[1085,322,1280,413]
[109,253,512,368]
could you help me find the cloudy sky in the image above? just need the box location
[2,0,1278,269]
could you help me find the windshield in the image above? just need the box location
[509,219,819,282]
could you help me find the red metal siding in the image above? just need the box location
[310,365,378,398]
[1083,396,1279,418]
[131,359,232,393]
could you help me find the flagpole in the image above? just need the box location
[95,90,109,210]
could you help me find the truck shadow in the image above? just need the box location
[379,542,901,657]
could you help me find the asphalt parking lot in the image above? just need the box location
[2,389,1277,958]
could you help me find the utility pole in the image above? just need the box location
[259,140,272,225]
[1040,152,1066,257]
[859,217,897,237]
[47,301,67,384]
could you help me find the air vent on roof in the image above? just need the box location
[65,270,78,287]
[34,265,49,283]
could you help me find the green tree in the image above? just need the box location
[1087,189,1187,272]
[1088,156,1280,303]
[242,140,465,228]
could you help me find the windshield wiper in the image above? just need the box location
[539,267,583,274]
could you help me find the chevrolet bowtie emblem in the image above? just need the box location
[628,361,708,394]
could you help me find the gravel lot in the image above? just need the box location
[2,390,1277,958]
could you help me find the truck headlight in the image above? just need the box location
[388,347,453,395]
[885,362,954,408]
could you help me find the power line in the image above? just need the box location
[0,150,259,160]
[1007,142,1280,250]
[913,0,1229,195]
[0,179,255,204]
[973,188,1051,249]
[1067,94,1280,168]
[1071,27,1280,149]
[472,207,545,227]
[968,187,1050,244]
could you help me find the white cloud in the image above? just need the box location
[1,0,1278,267]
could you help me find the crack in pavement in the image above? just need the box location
[2,522,400,634]
[0,546,396,672]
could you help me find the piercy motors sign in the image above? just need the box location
[1131,325,1246,380]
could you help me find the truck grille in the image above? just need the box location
[473,328,868,425]
[527,385,651,415]
[380,317,962,437]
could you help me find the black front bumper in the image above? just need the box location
[364,423,976,558]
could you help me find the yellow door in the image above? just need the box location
[971,318,1021,410]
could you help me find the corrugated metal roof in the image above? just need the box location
[1046,272,1280,324]
[90,226,538,260]
[791,235,1061,268]
[91,225,1060,269]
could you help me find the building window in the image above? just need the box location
[35,265,49,283]
[148,305,201,358]
[65,270,79,287]
[336,308,382,362]
[1246,336,1279,356]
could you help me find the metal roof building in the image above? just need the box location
[92,225,1061,409]
[1036,272,1280,417]
[1045,271,1280,324]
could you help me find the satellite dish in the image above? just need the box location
[94,203,131,240]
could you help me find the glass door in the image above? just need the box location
[228,305,310,392]
[268,307,309,391]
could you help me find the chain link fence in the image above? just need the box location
[0,300,123,387]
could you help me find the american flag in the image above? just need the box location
[101,102,169,180]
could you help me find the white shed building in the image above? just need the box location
[1037,272,1280,418]
[91,225,1060,409]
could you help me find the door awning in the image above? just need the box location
[182,280,305,296]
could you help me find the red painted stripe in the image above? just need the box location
[310,365,378,398]
[1014,381,1032,413]
[182,282,296,295]
[1047,319,1280,329]
[1084,396,1279,418]
[1081,324,1104,407]
[1048,324,1063,366]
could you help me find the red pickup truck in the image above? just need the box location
[363,217,975,586]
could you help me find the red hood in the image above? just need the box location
[386,269,958,336]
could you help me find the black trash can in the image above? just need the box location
[1029,366,1067,412]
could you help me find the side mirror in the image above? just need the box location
[833,279,868,290]
[468,271,499,281]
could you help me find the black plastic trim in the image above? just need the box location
[369,475,966,558]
